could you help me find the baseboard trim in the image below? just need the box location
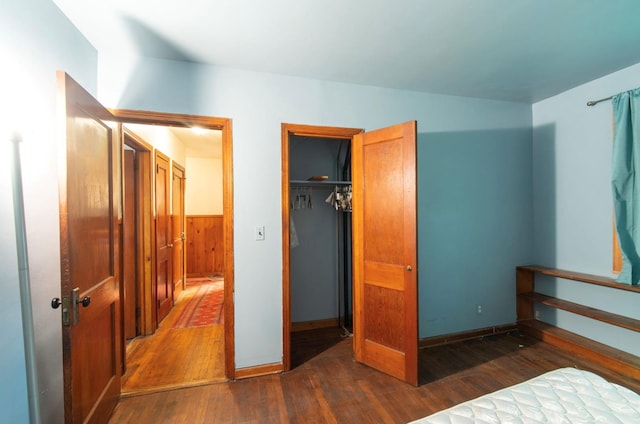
[234,362,283,380]
[419,324,518,349]
[291,317,339,332]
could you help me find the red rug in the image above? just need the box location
[172,281,224,329]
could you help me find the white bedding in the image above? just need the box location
[410,367,640,423]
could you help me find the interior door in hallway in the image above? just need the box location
[172,164,186,296]
[123,149,137,340]
[155,151,173,323]
[57,71,121,423]
[352,121,418,386]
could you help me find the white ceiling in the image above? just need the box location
[170,127,222,159]
[53,0,640,103]
[125,123,222,158]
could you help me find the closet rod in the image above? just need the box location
[290,180,351,186]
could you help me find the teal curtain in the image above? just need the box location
[612,88,640,285]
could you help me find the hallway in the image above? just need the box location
[121,278,225,396]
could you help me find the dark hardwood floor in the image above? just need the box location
[290,326,349,369]
[109,328,638,423]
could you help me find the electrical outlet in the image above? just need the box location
[476,304,482,315]
[255,226,265,241]
[535,309,540,320]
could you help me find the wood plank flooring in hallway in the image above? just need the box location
[121,280,225,396]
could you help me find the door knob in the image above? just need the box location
[77,296,91,307]
[51,298,62,309]
[167,243,173,248]
[406,265,413,272]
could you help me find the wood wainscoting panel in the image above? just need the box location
[187,215,224,276]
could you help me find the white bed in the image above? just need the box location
[410,367,640,423]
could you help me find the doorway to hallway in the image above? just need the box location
[114,110,236,392]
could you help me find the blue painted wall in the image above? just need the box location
[532,63,640,356]
[289,136,350,323]
[0,0,97,422]
[98,57,533,366]
[418,129,533,336]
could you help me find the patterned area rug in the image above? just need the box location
[172,280,224,329]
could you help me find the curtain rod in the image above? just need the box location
[586,95,613,107]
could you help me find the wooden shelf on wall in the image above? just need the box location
[517,265,640,293]
[518,291,640,332]
[515,265,640,382]
[518,319,640,382]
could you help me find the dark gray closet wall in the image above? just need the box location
[289,136,350,323]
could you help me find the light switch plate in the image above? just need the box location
[255,226,265,241]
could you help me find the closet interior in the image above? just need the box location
[289,135,353,366]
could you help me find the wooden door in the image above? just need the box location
[123,149,137,339]
[172,164,186,295]
[155,152,173,323]
[352,121,418,385]
[57,71,121,423]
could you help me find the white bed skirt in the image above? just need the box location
[410,367,640,423]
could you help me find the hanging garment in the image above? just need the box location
[338,185,352,212]
[325,185,352,212]
[291,186,313,210]
[325,190,336,208]
[290,215,300,248]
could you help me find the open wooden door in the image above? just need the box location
[172,164,186,297]
[57,71,121,422]
[352,121,418,386]
[123,149,137,340]
[155,151,173,323]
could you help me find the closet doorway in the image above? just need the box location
[281,123,362,371]
[282,121,419,384]
[122,129,154,342]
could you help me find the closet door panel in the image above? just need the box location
[353,120,418,386]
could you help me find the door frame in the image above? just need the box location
[113,109,236,379]
[281,123,363,371]
[121,128,154,344]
